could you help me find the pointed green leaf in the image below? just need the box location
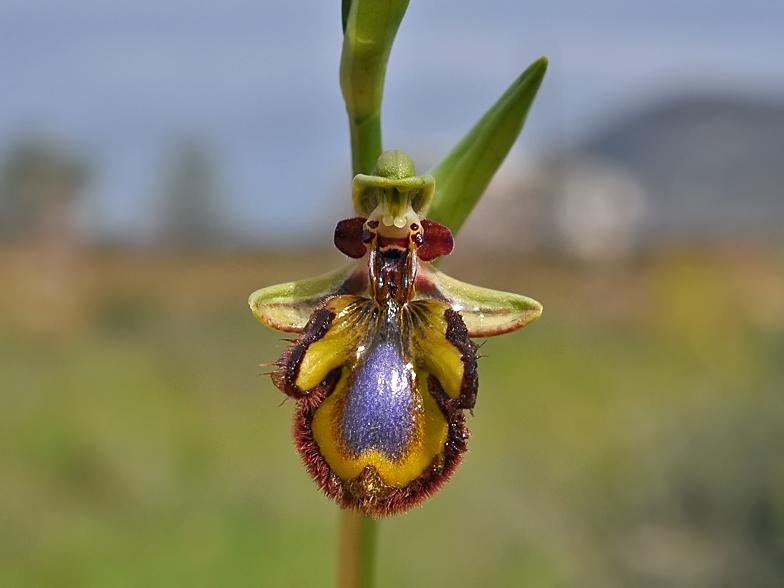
[340,0,410,174]
[427,56,548,235]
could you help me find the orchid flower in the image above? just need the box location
[249,150,541,517]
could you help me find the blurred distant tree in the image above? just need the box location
[0,138,89,243]
[157,138,228,249]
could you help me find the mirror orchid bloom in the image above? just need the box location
[249,151,541,517]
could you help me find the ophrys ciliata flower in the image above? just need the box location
[250,150,541,518]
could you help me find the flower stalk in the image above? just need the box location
[338,2,409,584]
[250,2,546,588]
[338,509,378,588]
[340,0,409,174]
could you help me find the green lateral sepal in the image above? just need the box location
[415,262,542,338]
[248,260,368,333]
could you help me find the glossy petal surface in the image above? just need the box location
[340,340,416,459]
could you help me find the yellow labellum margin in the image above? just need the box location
[249,151,541,517]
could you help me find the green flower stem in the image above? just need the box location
[337,509,378,588]
[340,0,410,175]
[338,3,410,586]
[348,112,383,177]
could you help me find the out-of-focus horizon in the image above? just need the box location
[1,0,783,250]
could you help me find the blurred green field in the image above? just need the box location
[1,246,783,587]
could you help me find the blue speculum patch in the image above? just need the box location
[340,339,416,460]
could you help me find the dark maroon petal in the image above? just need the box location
[417,219,454,261]
[334,217,368,258]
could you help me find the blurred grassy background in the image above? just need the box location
[1,1,783,585]
[2,243,783,587]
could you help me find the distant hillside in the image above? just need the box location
[457,94,784,259]
[576,94,784,242]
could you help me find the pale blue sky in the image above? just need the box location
[1,0,782,244]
